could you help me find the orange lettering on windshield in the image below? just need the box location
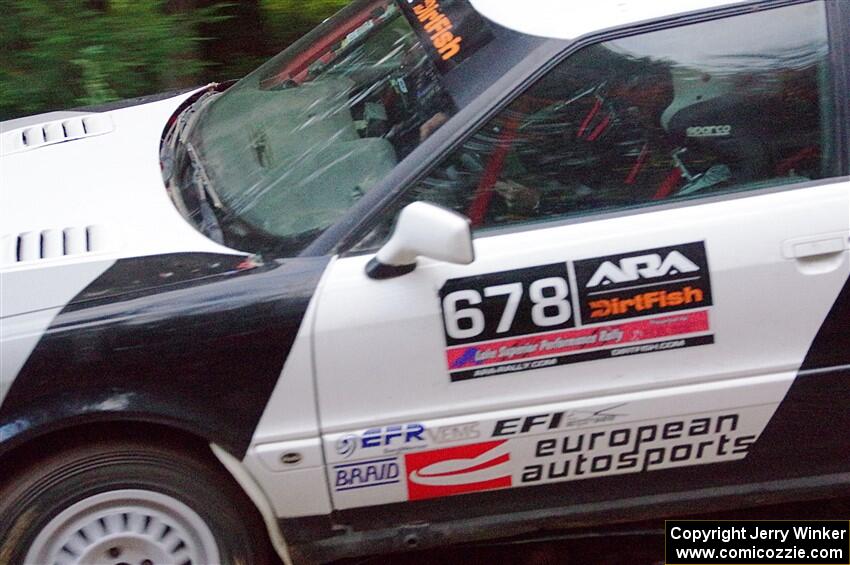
[413,0,463,61]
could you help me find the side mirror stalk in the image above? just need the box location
[365,258,417,279]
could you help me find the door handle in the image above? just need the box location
[782,233,849,259]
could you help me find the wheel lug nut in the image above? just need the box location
[107,546,121,558]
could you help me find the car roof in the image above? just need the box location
[468,0,751,40]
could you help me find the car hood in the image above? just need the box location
[0,87,243,318]
[0,87,237,266]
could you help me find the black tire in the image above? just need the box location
[0,435,274,565]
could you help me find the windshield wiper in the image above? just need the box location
[182,141,224,243]
[160,88,227,244]
[173,89,219,145]
[185,142,222,208]
[162,88,220,180]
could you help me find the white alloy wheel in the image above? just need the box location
[24,489,220,565]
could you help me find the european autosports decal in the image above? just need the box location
[325,393,780,509]
[440,242,714,381]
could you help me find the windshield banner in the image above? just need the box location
[397,0,493,72]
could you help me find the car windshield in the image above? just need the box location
[180,0,490,255]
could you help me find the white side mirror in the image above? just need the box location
[366,202,474,279]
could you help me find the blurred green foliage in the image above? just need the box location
[200,0,348,78]
[260,0,348,62]
[0,0,347,120]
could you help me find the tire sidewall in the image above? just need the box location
[0,441,269,565]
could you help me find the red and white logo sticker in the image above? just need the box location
[405,440,512,501]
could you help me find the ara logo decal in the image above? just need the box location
[405,440,511,500]
[574,242,713,324]
[585,251,700,288]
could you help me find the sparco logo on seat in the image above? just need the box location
[686,125,732,137]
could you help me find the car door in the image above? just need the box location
[312,0,849,518]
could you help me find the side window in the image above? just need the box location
[356,1,834,248]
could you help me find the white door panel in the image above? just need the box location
[315,182,849,431]
[324,371,794,509]
[241,285,333,518]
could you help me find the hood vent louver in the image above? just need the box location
[3,225,114,265]
[1,114,113,156]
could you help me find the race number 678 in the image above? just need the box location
[442,276,571,341]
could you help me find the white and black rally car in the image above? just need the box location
[1,0,849,563]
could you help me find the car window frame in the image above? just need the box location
[829,0,850,172]
[398,0,850,242]
[303,0,849,259]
